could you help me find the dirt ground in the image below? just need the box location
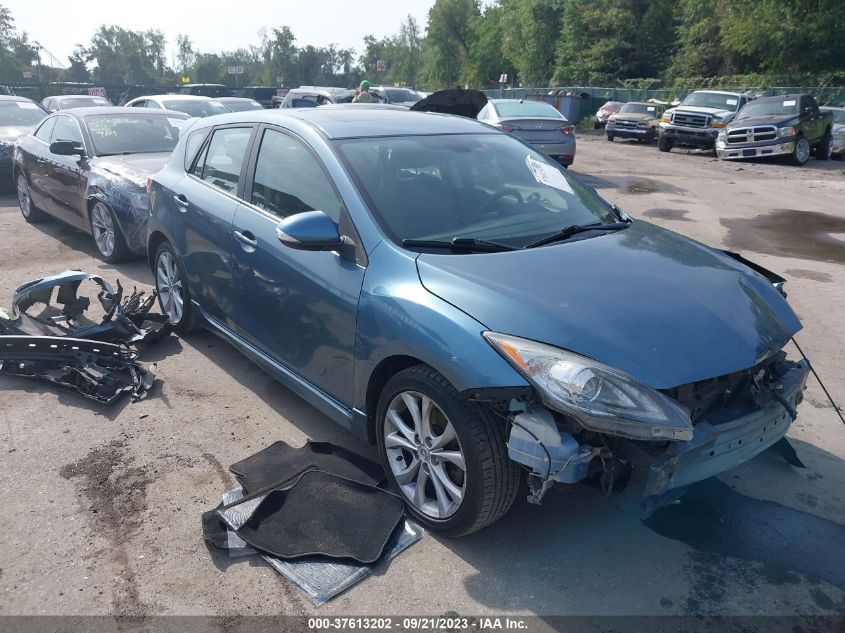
[1,132,844,622]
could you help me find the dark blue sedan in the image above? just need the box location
[148,108,809,535]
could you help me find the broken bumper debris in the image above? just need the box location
[0,335,156,404]
[0,269,172,344]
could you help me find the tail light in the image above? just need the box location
[501,124,519,132]
[560,126,573,135]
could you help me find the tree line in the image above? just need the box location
[1,1,843,90]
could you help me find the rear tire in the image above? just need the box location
[16,171,47,223]
[153,242,198,333]
[376,365,519,536]
[658,135,673,152]
[816,131,832,161]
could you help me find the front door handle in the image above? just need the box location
[173,193,189,211]
[234,230,258,250]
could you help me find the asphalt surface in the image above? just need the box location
[1,132,844,621]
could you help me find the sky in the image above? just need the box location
[5,0,438,68]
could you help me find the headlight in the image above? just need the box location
[778,126,796,137]
[638,121,650,128]
[660,114,671,123]
[484,332,693,441]
[709,117,726,128]
[127,191,150,212]
[717,132,727,141]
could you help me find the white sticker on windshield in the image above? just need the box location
[525,154,574,195]
[17,102,39,109]
[726,98,738,106]
[783,99,796,107]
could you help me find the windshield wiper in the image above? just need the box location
[523,222,631,249]
[402,237,516,253]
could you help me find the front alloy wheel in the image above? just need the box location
[377,365,519,536]
[90,201,130,262]
[384,390,467,519]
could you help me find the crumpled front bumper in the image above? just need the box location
[638,360,809,498]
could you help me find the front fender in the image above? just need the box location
[353,240,529,413]
[87,172,149,254]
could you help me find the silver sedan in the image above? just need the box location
[478,99,576,166]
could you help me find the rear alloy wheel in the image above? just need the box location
[816,131,833,161]
[154,242,197,332]
[790,136,810,166]
[90,201,130,263]
[377,365,519,536]
[17,172,46,223]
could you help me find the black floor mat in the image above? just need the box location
[229,441,384,495]
[235,470,405,564]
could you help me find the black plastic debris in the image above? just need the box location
[229,440,384,495]
[0,269,172,344]
[0,335,156,404]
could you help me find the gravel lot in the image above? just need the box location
[1,132,844,620]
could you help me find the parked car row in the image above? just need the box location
[596,91,842,165]
[7,96,813,535]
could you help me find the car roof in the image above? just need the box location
[57,107,191,119]
[190,108,496,139]
[217,96,259,102]
[134,94,213,101]
[183,83,225,87]
[0,95,36,103]
[487,98,554,104]
[622,101,661,106]
[751,94,808,102]
[689,90,744,96]
[53,94,108,100]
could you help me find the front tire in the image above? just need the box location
[376,365,519,536]
[90,201,131,263]
[153,242,198,333]
[790,136,810,166]
[658,135,673,152]
[16,171,47,223]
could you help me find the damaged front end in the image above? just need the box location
[479,333,810,512]
[0,269,172,344]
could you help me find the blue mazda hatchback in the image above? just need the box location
[148,108,809,535]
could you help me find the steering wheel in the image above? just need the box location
[478,189,523,217]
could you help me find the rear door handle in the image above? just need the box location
[173,193,189,211]
[234,230,258,250]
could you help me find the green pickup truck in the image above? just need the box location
[716,94,834,165]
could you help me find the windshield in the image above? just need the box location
[222,99,264,112]
[60,97,111,108]
[85,113,185,155]
[160,99,229,117]
[494,101,562,118]
[386,89,420,103]
[737,98,800,119]
[681,92,740,111]
[0,101,45,126]
[620,103,659,115]
[336,134,616,248]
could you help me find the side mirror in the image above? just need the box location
[49,141,86,158]
[275,210,344,251]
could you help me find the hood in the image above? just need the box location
[672,105,735,118]
[729,115,797,129]
[93,152,171,188]
[410,88,487,118]
[0,126,34,144]
[415,222,801,389]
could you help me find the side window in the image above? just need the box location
[51,116,83,145]
[35,117,57,142]
[198,127,252,194]
[146,100,162,109]
[184,127,211,171]
[250,128,342,221]
[130,100,146,108]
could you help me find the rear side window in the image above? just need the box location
[195,127,252,195]
[35,117,56,142]
[250,128,342,221]
[184,127,211,171]
[51,116,83,145]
